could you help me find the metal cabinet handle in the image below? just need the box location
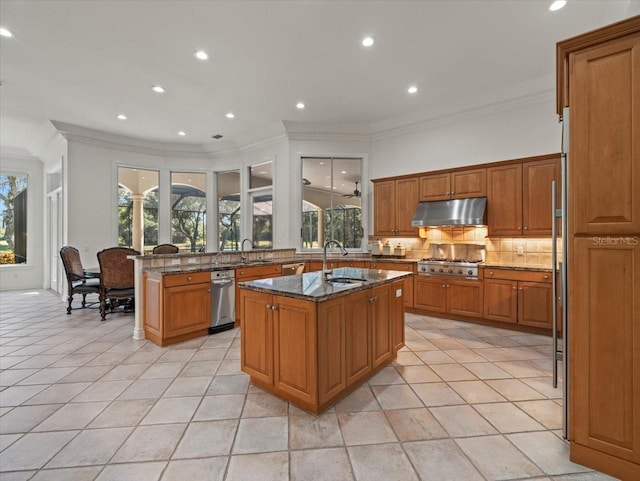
[544,275,549,279]
[271,305,278,311]
[512,286,517,290]
[266,304,272,310]
[442,284,446,288]
[187,276,192,281]
[489,271,494,275]
[524,226,528,230]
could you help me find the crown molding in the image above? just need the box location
[0,146,38,161]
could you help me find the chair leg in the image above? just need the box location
[81,293,87,307]
[66,294,73,314]
[100,296,107,321]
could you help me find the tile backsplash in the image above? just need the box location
[485,237,558,267]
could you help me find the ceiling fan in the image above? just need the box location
[343,181,361,198]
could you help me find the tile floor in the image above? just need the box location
[0,290,618,481]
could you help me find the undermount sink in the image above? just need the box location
[325,277,366,284]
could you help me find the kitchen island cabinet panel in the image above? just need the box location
[371,284,392,369]
[164,282,211,338]
[317,297,346,405]
[240,290,274,386]
[345,289,372,386]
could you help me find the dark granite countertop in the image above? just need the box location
[480,263,554,273]
[239,267,412,302]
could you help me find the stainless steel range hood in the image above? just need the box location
[411,197,487,227]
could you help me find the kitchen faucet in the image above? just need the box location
[322,239,348,278]
[240,238,254,263]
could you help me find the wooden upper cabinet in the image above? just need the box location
[419,168,486,201]
[570,32,640,235]
[523,158,560,236]
[373,177,419,236]
[487,164,523,236]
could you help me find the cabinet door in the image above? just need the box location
[373,180,396,236]
[403,274,414,308]
[240,290,273,385]
[390,280,405,353]
[419,173,451,201]
[163,282,211,338]
[413,276,447,312]
[317,297,346,405]
[517,281,552,329]
[371,284,392,369]
[487,164,523,236]
[483,279,518,323]
[273,296,317,404]
[523,158,560,236]
[447,279,483,318]
[571,237,640,465]
[345,289,372,386]
[571,33,640,235]
[396,177,420,235]
[451,168,486,199]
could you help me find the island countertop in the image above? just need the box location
[238,267,412,302]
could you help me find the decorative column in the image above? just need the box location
[131,194,144,253]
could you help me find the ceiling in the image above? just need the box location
[0,0,637,153]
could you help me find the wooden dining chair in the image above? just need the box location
[97,247,140,321]
[152,244,179,254]
[59,246,100,314]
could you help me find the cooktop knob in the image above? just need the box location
[438,268,444,273]
[457,269,463,274]
[467,269,473,275]
[429,268,435,272]
[448,268,454,273]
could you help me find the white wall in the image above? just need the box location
[0,150,44,290]
[370,94,561,179]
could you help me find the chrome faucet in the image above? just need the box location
[240,238,254,263]
[322,239,348,279]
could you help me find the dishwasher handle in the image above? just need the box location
[212,279,234,286]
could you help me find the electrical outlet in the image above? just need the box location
[187,257,197,264]
[396,288,402,297]
[516,246,524,255]
[171,259,180,265]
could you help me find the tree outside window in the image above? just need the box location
[0,173,27,264]
[171,172,206,253]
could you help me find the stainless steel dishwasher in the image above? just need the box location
[209,269,235,334]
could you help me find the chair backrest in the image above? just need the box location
[97,247,140,289]
[60,246,85,282]
[152,244,179,254]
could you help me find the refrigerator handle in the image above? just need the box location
[551,180,559,388]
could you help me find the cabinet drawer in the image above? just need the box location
[236,264,282,280]
[370,262,415,272]
[163,271,210,287]
[483,268,552,283]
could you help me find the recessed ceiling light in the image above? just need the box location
[194,50,209,60]
[116,114,127,120]
[0,27,13,38]
[407,85,418,94]
[549,0,567,11]
[151,85,165,93]
[319,162,325,165]
[178,131,186,136]
[340,170,347,174]
[362,36,374,47]
[296,102,305,109]
[225,112,235,119]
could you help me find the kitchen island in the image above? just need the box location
[239,267,411,414]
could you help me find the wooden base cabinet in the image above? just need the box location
[414,276,483,318]
[370,261,415,308]
[240,280,405,413]
[235,264,282,322]
[143,271,211,347]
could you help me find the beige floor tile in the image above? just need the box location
[430,405,497,437]
[233,416,288,454]
[163,376,211,397]
[371,384,423,410]
[289,412,344,449]
[392,351,424,366]
[206,374,249,395]
[23,383,92,406]
[521,376,563,399]
[139,362,185,379]
[385,407,448,441]
[20,367,79,385]
[291,447,354,481]
[462,362,513,379]
[159,348,197,363]
[417,350,456,364]
[191,348,228,362]
[430,363,477,381]
[0,430,78,470]
[47,427,132,467]
[442,349,487,363]
[141,396,201,424]
[367,366,405,385]
[172,420,238,458]
[57,366,112,383]
[30,466,103,481]
[486,379,547,401]
[94,461,166,481]
[180,360,221,377]
[411,382,465,407]
[161,456,228,481]
[456,434,543,480]
[404,439,484,481]
[335,386,381,412]
[405,339,439,351]
[515,400,563,430]
[89,399,155,428]
[449,380,506,403]
[111,423,186,463]
[395,365,441,383]
[100,363,150,381]
[33,401,108,431]
[0,404,62,434]
[495,360,549,378]
[507,431,591,475]
[431,338,468,350]
[193,394,245,421]
[122,350,163,365]
[72,380,131,402]
[117,378,172,400]
[0,385,47,407]
[348,443,419,481]
[225,452,289,481]
[474,402,545,433]
[242,392,289,417]
[215,359,242,376]
[0,368,40,387]
[338,411,397,446]
[85,351,132,366]
[0,433,23,452]
[552,473,619,481]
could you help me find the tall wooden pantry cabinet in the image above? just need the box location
[557,16,640,480]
